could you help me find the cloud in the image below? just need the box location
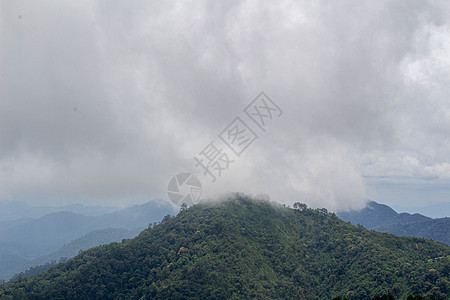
[1,0,449,210]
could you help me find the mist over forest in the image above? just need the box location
[1,0,449,299]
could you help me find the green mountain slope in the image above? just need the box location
[7,227,143,281]
[1,195,449,299]
[0,200,174,280]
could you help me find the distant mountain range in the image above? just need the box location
[2,199,448,283]
[7,227,142,280]
[0,201,119,222]
[338,201,450,245]
[0,200,175,280]
[391,202,450,219]
[1,196,448,299]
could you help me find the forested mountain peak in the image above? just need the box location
[1,195,449,299]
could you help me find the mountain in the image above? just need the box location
[0,218,33,234]
[338,201,450,245]
[36,228,143,263]
[92,200,174,229]
[0,200,175,280]
[1,212,94,258]
[7,228,142,281]
[0,200,118,222]
[1,195,449,299]
[392,202,450,219]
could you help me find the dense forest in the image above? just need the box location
[0,200,173,280]
[1,195,449,299]
[5,228,142,281]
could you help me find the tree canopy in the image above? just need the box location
[1,195,449,299]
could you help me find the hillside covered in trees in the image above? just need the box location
[0,200,173,280]
[1,195,449,299]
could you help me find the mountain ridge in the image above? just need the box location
[338,201,450,245]
[0,200,175,280]
[1,195,449,299]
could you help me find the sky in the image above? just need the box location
[1,0,449,214]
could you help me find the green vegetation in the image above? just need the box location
[6,228,141,281]
[0,200,173,280]
[9,258,68,282]
[377,218,449,246]
[1,195,449,299]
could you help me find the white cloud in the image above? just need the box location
[1,0,449,209]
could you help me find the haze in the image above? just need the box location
[1,0,450,214]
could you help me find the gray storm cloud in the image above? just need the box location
[1,0,449,211]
